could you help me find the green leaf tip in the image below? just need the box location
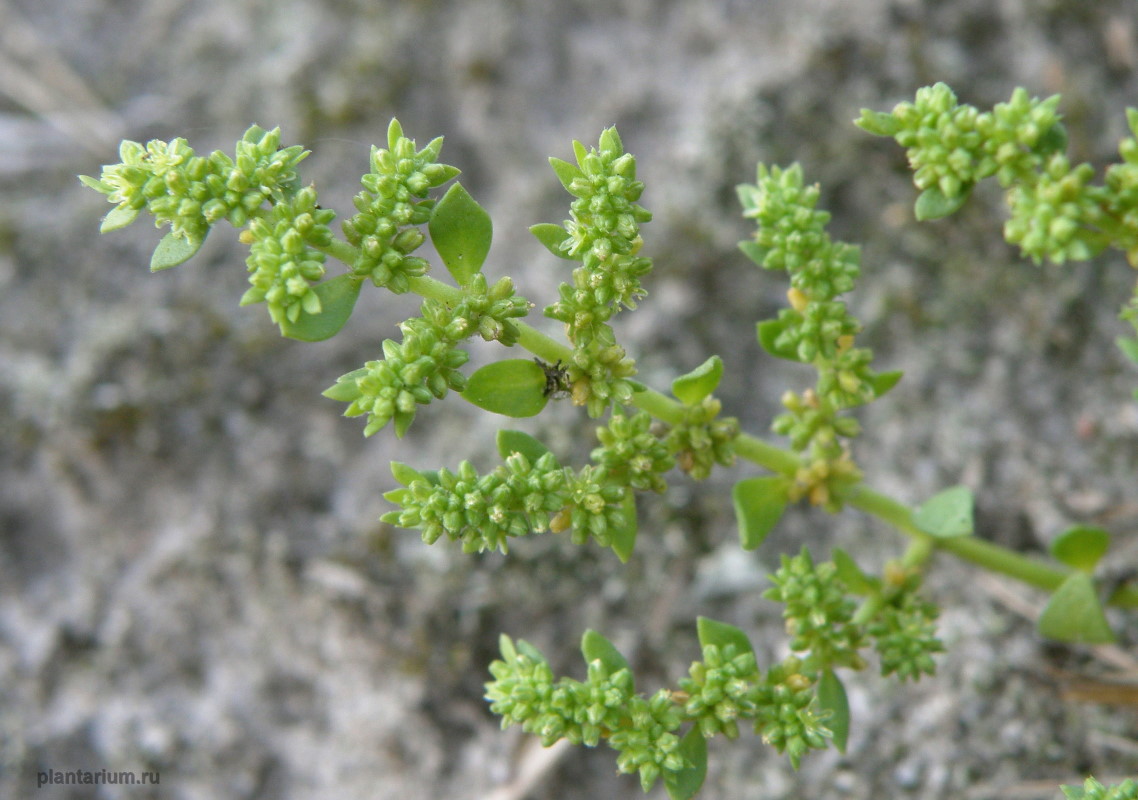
[672,355,724,405]
[732,476,788,550]
[1038,573,1116,644]
[461,359,548,417]
[150,231,205,272]
[1050,525,1111,573]
[429,181,492,286]
[912,485,973,538]
[279,274,362,342]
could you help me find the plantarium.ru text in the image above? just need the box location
[81,84,1138,799]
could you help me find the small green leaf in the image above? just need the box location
[429,182,492,285]
[390,461,423,487]
[672,355,724,405]
[322,367,369,402]
[496,429,554,463]
[854,109,902,137]
[696,617,755,661]
[756,319,800,362]
[869,370,903,399]
[831,548,878,595]
[664,726,708,800]
[516,637,548,665]
[1035,121,1069,156]
[581,629,631,680]
[280,274,363,342]
[529,223,574,259]
[549,156,585,193]
[912,486,974,538]
[392,408,416,439]
[150,231,205,271]
[610,490,637,563]
[461,359,548,417]
[732,476,789,550]
[914,185,971,221]
[737,240,769,267]
[817,669,850,753]
[1037,573,1116,644]
[99,204,141,233]
[1050,525,1111,573]
[1116,336,1138,365]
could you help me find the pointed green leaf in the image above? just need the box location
[696,617,755,661]
[496,429,555,463]
[912,486,974,538]
[664,726,708,800]
[150,231,205,271]
[914,185,970,221]
[1050,525,1111,573]
[610,490,637,563]
[732,476,789,550]
[392,408,416,439]
[1116,336,1138,365]
[280,274,363,342]
[390,461,424,487]
[854,109,902,137]
[581,629,630,679]
[1037,573,1116,644]
[529,223,574,259]
[99,204,141,233]
[549,157,585,193]
[1035,121,1069,156]
[461,359,548,417]
[756,319,800,362]
[516,637,548,665]
[817,669,850,753]
[322,367,369,403]
[869,369,903,399]
[428,182,492,285]
[831,548,879,595]
[672,355,724,405]
[737,240,769,267]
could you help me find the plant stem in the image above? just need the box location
[395,272,1138,611]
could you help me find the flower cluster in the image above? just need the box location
[381,453,569,554]
[540,128,653,416]
[739,163,877,508]
[560,465,631,548]
[80,125,308,243]
[867,570,943,682]
[665,395,740,481]
[239,185,336,328]
[1063,778,1138,800]
[342,119,460,293]
[485,636,686,793]
[677,642,762,741]
[763,548,866,671]
[858,83,1063,201]
[590,409,675,492]
[323,273,528,436]
[749,658,832,769]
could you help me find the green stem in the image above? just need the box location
[385,270,1138,611]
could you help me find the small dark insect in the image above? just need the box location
[535,358,571,399]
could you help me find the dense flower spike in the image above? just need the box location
[740,163,877,508]
[324,274,528,437]
[342,119,460,292]
[665,396,740,481]
[763,548,866,671]
[540,128,653,417]
[591,409,675,492]
[678,643,762,741]
[381,454,569,553]
[867,569,944,681]
[80,125,308,243]
[240,185,336,327]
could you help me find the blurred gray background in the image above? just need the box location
[1,0,1136,797]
